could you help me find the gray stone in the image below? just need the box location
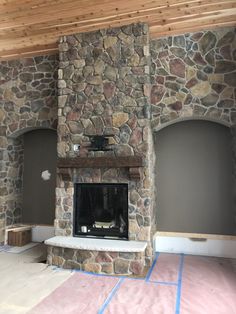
[215,61,236,73]
[193,105,207,116]
[31,99,44,113]
[19,73,33,83]
[218,99,234,108]
[104,65,118,81]
[114,259,130,274]
[224,72,236,87]
[201,94,219,107]
[217,32,235,47]
[173,35,185,47]
[199,31,217,55]
[86,75,102,85]
[170,47,186,58]
[115,144,134,156]
[119,252,135,259]
[76,250,93,263]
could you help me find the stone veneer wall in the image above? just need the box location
[150,27,236,129]
[0,55,58,243]
[56,23,154,266]
[47,246,145,275]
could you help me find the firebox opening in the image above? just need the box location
[74,183,128,239]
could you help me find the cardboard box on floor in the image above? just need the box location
[8,229,31,246]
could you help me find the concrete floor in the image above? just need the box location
[0,244,72,314]
[0,245,235,314]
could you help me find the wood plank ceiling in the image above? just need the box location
[0,0,235,60]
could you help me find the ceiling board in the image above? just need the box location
[0,0,235,60]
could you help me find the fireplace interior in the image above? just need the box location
[74,183,128,239]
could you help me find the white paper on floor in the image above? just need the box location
[0,242,39,253]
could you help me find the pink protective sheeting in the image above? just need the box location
[105,279,177,314]
[149,253,180,283]
[181,256,236,314]
[30,272,119,314]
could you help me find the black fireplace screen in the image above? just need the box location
[74,183,128,239]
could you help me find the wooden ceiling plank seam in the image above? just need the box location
[0,0,226,24]
[0,5,235,44]
[0,0,234,38]
[150,20,236,37]
[1,11,235,52]
[0,0,233,32]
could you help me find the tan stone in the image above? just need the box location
[112,112,129,127]
[176,92,186,102]
[58,95,67,108]
[118,32,134,45]
[137,226,151,241]
[180,106,193,118]
[190,81,211,98]
[145,245,153,257]
[73,59,85,68]
[143,177,151,189]
[129,219,139,234]
[0,109,5,123]
[186,66,197,81]
[108,137,117,145]
[0,137,7,148]
[101,263,114,274]
[104,36,118,49]
[164,96,176,105]
[57,142,69,157]
[208,74,224,83]
[130,53,140,66]
[94,59,105,74]
[4,88,15,101]
[114,259,130,274]
[52,255,64,267]
[83,263,101,273]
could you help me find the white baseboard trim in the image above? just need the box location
[154,232,236,258]
[32,225,55,243]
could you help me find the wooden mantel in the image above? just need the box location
[57,156,143,180]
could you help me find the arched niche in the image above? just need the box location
[153,119,235,235]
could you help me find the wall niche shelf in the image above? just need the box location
[57,156,143,180]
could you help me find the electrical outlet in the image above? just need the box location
[73,144,80,152]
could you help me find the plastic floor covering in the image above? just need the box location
[29,253,236,314]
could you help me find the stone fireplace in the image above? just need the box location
[46,23,155,275]
[45,23,236,275]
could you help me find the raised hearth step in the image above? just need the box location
[45,236,147,252]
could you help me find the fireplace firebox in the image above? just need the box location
[74,183,128,239]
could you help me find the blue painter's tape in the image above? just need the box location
[148,280,178,286]
[73,268,124,279]
[145,252,160,282]
[98,277,125,314]
[175,253,184,314]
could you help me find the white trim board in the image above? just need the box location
[154,234,236,258]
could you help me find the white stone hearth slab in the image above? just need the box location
[45,236,147,252]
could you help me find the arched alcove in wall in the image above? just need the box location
[22,128,57,225]
[154,119,235,235]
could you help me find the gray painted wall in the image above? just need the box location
[22,129,57,225]
[154,120,234,235]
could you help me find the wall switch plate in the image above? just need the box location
[73,144,80,152]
